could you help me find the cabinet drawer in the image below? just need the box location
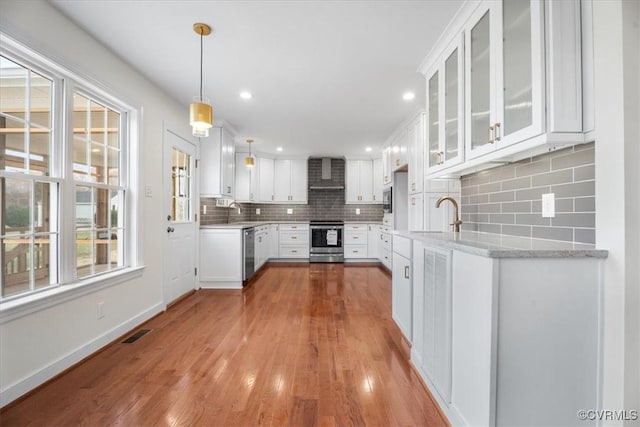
[344,244,368,258]
[279,245,309,258]
[393,235,411,258]
[345,231,367,245]
[279,230,308,244]
[381,246,392,269]
[279,223,309,231]
[381,232,392,249]
[345,223,367,232]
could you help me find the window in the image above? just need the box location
[1,40,135,302]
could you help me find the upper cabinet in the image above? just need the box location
[346,160,376,204]
[372,158,383,202]
[234,152,258,202]
[391,128,409,171]
[382,146,392,186]
[425,35,464,173]
[258,157,275,202]
[408,113,426,194]
[273,159,307,203]
[420,0,586,177]
[200,125,235,198]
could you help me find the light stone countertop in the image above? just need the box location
[394,230,608,259]
[200,221,310,230]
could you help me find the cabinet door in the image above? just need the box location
[382,146,392,185]
[345,160,361,203]
[221,128,234,197]
[359,160,374,202]
[392,129,408,171]
[372,158,383,202]
[199,128,222,197]
[289,159,307,202]
[234,153,251,202]
[258,157,275,202]
[269,224,279,258]
[392,253,412,341]
[273,159,291,202]
[367,224,380,260]
[442,36,464,168]
[409,193,424,231]
[408,115,424,194]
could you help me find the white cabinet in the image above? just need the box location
[380,225,392,270]
[234,153,258,202]
[274,159,307,203]
[425,35,464,173]
[367,224,380,260]
[258,157,275,202]
[408,114,425,194]
[392,235,412,342]
[408,193,424,231]
[344,223,368,259]
[269,224,279,258]
[199,229,243,288]
[200,126,235,198]
[391,128,409,171]
[254,225,269,271]
[372,158,383,202]
[278,223,309,258]
[382,146,392,186]
[345,160,374,203]
[411,242,452,405]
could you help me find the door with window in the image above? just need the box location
[163,128,197,305]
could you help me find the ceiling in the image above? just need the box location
[50,0,463,158]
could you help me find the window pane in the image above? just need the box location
[110,189,121,227]
[90,101,105,145]
[171,147,191,222]
[3,177,31,235]
[1,115,26,173]
[95,188,109,228]
[33,233,55,290]
[73,94,90,181]
[107,148,119,185]
[30,131,51,176]
[106,109,119,148]
[0,56,27,121]
[76,230,93,278]
[29,71,52,129]
[34,181,52,233]
[110,229,120,267]
[75,185,92,227]
[90,142,105,183]
[94,228,110,274]
[2,236,31,297]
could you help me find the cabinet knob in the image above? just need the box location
[404,265,410,279]
[495,122,501,142]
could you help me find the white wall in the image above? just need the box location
[0,0,192,406]
[593,0,640,423]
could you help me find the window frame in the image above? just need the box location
[0,33,143,322]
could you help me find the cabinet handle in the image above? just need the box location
[354,236,358,239]
[353,250,359,253]
[292,250,297,253]
[227,186,231,193]
[250,193,253,199]
[291,236,297,239]
[396,159,400,166]
[489,126,495,144]
[373,195,376,201]
[495,122,501,142]
[272,195,274,201]
[411,183,415,191]
[380,234,383,240]
[404,266,410,279]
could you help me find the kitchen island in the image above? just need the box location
[392,231,607,427]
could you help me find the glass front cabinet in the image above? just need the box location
[421,0,585,176]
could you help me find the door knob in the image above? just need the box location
[167,227,175,233]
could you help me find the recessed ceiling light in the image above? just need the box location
[276,147,283,152]
[240,91,253,100]
[402,91,415,101]
[365,147,372,152]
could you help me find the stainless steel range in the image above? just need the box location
[309,221,344,263]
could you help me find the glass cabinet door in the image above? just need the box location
[443,38,463,165]
[427,71,440,169]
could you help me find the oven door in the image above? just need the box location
[310,227,343,252]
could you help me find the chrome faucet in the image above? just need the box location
[226,201,242,224]
[436,196,463,232]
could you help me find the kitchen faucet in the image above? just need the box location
[227,201,242,224]
[436,196,463,232]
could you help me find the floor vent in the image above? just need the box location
[122,329,151,344]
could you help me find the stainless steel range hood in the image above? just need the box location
[309,158,345,190]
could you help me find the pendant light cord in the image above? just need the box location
[199,28,203,102]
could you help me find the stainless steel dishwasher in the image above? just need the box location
[243,227,255,283]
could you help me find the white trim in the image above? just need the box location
[0,299,162,407]
[0,266,145,324]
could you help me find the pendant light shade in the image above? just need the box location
[245,139,255,168]
[190,23,213,137]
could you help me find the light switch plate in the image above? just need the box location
[256,208,261,215]
[356,208,361,215]
[144,185,153,197]
[287,208,293,215]
[542,193,555,218]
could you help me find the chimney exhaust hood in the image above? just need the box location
[309,158,345,190]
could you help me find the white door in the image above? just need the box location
[163,128,198,305]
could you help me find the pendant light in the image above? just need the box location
[190,23,213,137]
[245,139,255,168]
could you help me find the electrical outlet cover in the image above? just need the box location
[287,208,293,215]
[542,193,555,218]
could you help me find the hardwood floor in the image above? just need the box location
[0,264,447,426]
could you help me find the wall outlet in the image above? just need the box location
[287,208,293,215]
[202,205,207,214]
[144,185,153,197]
[97,302,105,319]
[542,193,555,218]
[256,208,261,215]
[215,199,230,207]
[355,208,361,215]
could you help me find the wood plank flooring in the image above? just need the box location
[0,264,447,426]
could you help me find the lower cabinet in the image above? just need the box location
[199,229,243,289]
[254,225,269,271]
[392,235,412,341]
[380,225,392,270]
[344,223,369,259]
[278,223,309,259]
[411,241,452,405]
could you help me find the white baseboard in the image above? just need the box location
[199,281,243,289]
[0,302,164,407]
